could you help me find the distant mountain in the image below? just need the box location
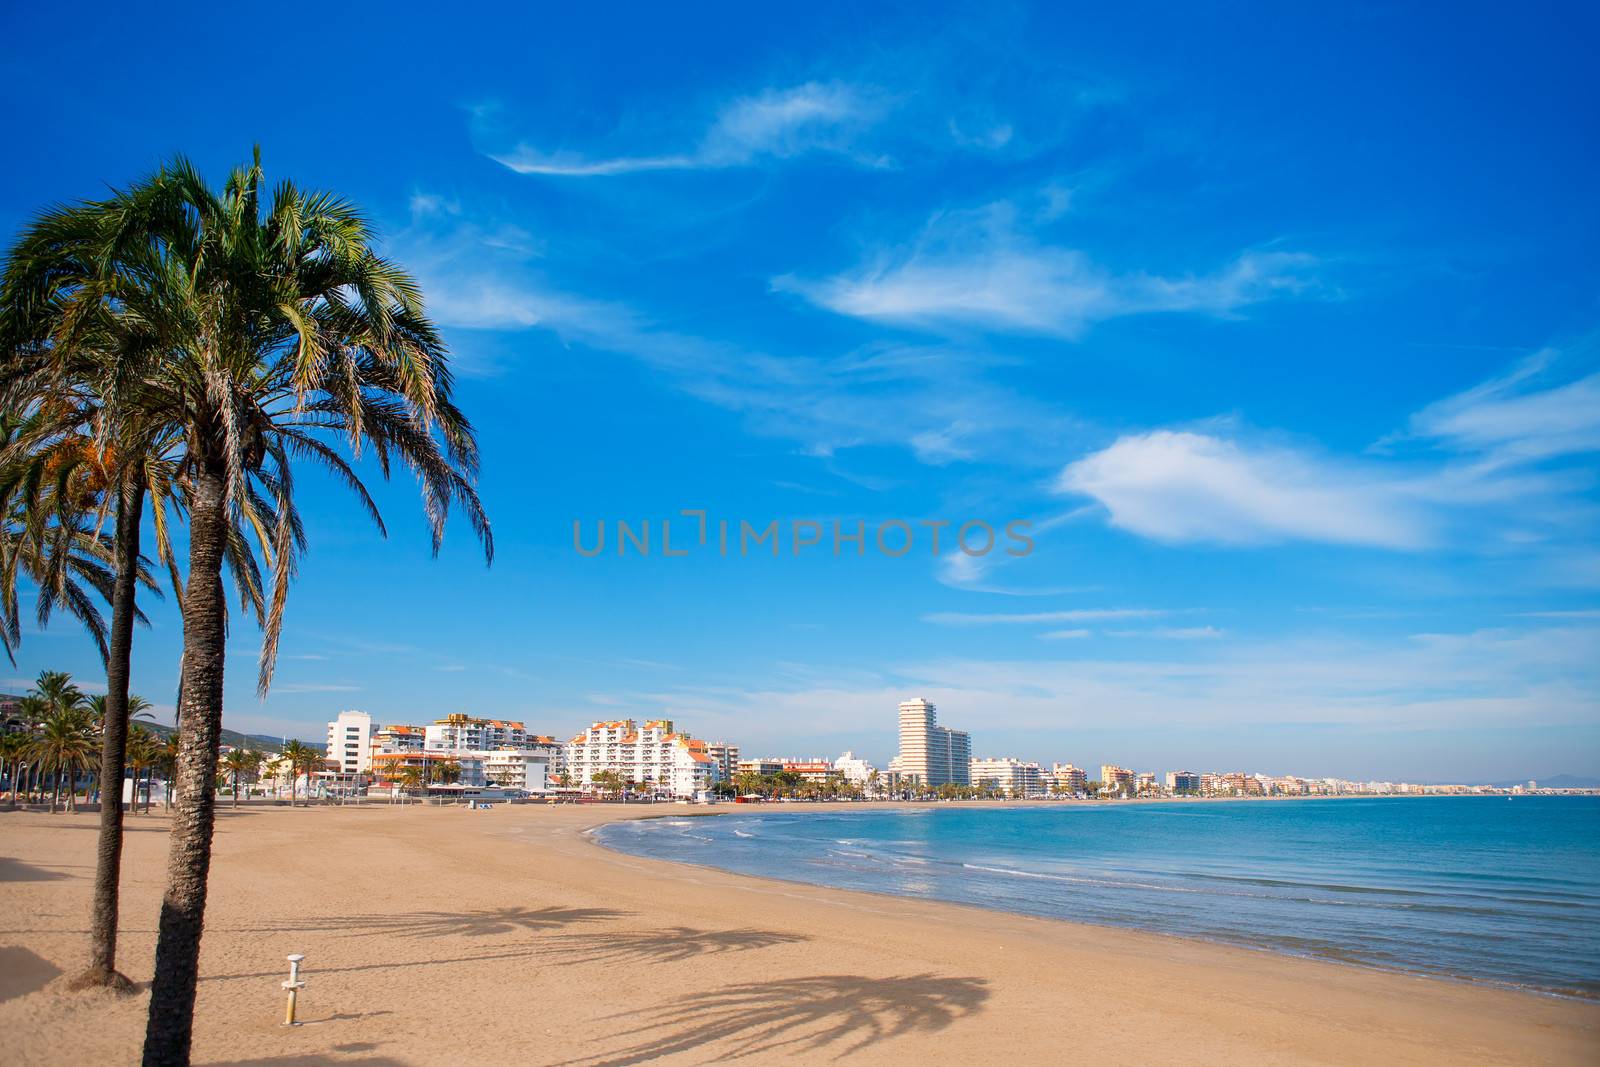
[140,720,325,756]
[1487,774,1600,789]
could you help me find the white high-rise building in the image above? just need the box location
[891,698,970,787]
[326,710,377,775]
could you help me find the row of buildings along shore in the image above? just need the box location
[304,697,1546,801]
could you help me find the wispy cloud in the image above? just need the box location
[1039,628,1092,640]
[1108,626,1225,640]
[396,202,1081,464]
[775,201,1320,337]
[923,608,1170,625]
[1399,347,1600,468]
[1058,349,1600,551]
[1059,430,1434,548]
[487,82,887,177]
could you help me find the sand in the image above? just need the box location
[0,801,1595,1066]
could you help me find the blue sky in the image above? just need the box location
[2,2,1597,781]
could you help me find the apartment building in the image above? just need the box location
[1051,762,1088,794]
[484,748,556,793]
[706,742,740,782]
[326,710,377,775]
[970,757,1044,797]
[736,758,786,777]
[564,719,717,798]
[1101,765,1136,793]
[370,750,484,787]
[1166,770,1202,793]
[782,759,835,783]
[889,698,971,787]
[425,713,537,753]
[833,751,877,786]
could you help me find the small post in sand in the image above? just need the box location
[282,954,306,1025]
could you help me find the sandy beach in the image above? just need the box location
[1,802,1595,1066]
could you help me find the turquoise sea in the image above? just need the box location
[595,797,1600,998]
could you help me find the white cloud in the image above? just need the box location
[396,202,1083,464]
[775,202,1320,337]
[1108,626,1225,640]
[1403,350,1600,468]
[489,82,885,176]
[1057,347,1600,552]
[1059,430,1432,548]
[1039,628,1091,640]
[923,608,1170,625]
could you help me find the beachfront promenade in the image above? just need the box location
[1,803,1595,1065]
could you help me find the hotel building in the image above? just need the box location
[782,759,835,783]
[326,710,377,776]
[1166,770,1201,793]
[969,757,1044,797]
[736,758,786,777]
[1101,764,1136,794]
[564,719,718,798]
[1051,763,1087,794]
[425,713,537,753]
[362,715,561,793]
[889,698,971,787]
[706,742,741,782]
[483,749,556,793]
[833,751,877,786]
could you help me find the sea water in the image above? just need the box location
[595,796,1600,998]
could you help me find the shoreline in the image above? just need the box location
[2,803,1596,1065]
[580,799,1599,1004]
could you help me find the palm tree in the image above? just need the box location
[125,727,159,814]
[0,728,30,805]
[3,190,260,993]
[6,153,491,1061]
[155,732,179,809]
[31,702,94,812]
[0,421,129,668]
[278,740,314,806]
[395,764,424,799]
[590,769,622,799]
[219,749,261,807]
[295,748,329,800]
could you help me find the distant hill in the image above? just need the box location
[141,720,325,756]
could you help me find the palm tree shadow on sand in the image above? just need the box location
[239,905,630,940]
[543,926,809,966]
[557,973,990,1066]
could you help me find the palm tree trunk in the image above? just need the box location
[73,483,143,991]
[143,465,227,1066]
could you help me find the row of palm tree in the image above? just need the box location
[0,149,491,1063]
[1,670,157,811]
